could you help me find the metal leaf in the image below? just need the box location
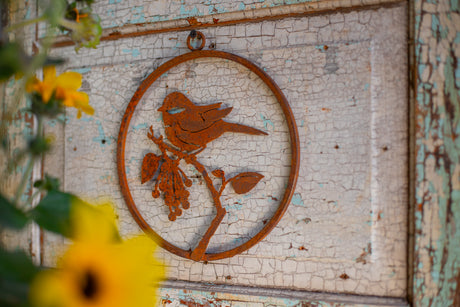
[211,169,225,178]
[141,153,161,184]
[230,172,264,194]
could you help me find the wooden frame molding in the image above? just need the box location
[53,0,405,48]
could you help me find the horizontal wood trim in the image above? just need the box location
[53,0,405,48]
[161,280,409,306]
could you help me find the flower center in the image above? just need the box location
[81,270,99,300]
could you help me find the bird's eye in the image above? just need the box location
[167,107,185,114]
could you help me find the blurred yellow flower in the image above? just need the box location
[70,201,120,243]
[26,66,94,118]
[29,201,164,307]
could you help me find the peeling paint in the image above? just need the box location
[92,119,112,148]
[414,0,460,304]
[260,113,274,130]
[130,6,146,24]
[131,122,149,131]
[122,48,141,58]
[291,192,305,206]
[73,67,92,74]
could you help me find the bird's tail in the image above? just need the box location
[223,122,268,136]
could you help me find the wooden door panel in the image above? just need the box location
[47,2,409,303]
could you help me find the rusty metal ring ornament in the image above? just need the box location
[117,45,300,262]
[186,30,206,51]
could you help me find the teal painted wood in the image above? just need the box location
[414,0,460,305]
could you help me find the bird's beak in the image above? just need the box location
[158,106,165,112]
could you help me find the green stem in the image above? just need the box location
[13,116,43,206]
[24,189,41,209]
[5,16,47,32]
[13,153,34,205]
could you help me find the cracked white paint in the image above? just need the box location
[45,4,408,299]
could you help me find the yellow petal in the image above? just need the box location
[25,76,39,93]
[54,86,68,102]
[62,91,94,117]
[64,91,89,107]
[74,94,94,115]
[15,72,24,80]
[29,270,68,307]
[43,66,57,84]
[56,71,82,90]
[60,90,80,107]
[82,105,95,116]
[70,199,119,243]
[41,83,55,103]
[117,236,165,306]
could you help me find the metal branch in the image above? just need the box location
[147,127,226,261]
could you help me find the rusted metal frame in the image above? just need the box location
[186,30,206,51]
[52,0,406,48]
[117,49,300,261]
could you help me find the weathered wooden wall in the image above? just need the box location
[3,0,460,305]
[46,0,410,305]
[413,0,460,305]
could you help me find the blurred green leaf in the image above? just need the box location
[1,134,9,150]
[0,247,40,284]
[30,190,75,237]
[0,194,29,230]
[0,42,24,82]
[27,135,51,157]
[76,0,95,5]
[0,247,40,307]
[0,285,30,307]
[42,0,67,27]
[33,174,60,191]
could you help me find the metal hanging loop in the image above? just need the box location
[187,30,206,51]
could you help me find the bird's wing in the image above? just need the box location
[196,102,222,113]
[175,121,223,148]
[178,103,232,132]
[201,106,233,125]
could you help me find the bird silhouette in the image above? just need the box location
[158,92,268,152]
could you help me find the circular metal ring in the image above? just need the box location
[117,50,300,261]
[186,31,206,51]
